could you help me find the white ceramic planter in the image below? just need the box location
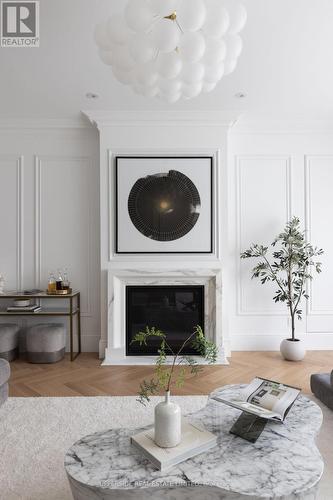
[154,391,181,448]
[280,338,306,361]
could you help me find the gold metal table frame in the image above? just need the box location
[0,291,81,361]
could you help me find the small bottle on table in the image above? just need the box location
[48,272,56,293]
[56,270,63,290]
[62,268,70,291]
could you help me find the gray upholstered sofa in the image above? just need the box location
[0,358,10,407]
[310,371,333,410]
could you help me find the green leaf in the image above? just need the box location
[137,378,160,406]
[131,326,166,347]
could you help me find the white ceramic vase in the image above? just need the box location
[154,391,181,448]
[280,338,306,361]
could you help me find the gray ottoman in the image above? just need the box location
[0,358,10,407]
[310,371,333,410]
[26,323,66,363]
[0,323,19,361]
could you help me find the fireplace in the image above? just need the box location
[105,268,224,365]
[126,285,205,356]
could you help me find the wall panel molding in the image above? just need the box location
[235,155,292,316]
[0,155,24,290]
[305,155,333,316]
[34,155,92,317]
[16,156,24,290]
[34,156,41,288]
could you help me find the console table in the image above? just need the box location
[0,292,81,361]
[65,384,323,499]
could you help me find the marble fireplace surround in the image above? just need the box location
[103,269,226,365]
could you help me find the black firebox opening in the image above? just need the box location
[126,285,205,356]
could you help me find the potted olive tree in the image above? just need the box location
[241,217,323,361]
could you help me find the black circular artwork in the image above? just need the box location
[128,170,201,241]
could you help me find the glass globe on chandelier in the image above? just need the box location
[94,0,247,102]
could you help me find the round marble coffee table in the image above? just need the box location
[65,385,323,500]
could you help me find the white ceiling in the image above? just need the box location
[1,0,333,121]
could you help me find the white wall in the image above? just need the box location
[229,123,333,350]
[0,122,100,352]
[2,115,333,355]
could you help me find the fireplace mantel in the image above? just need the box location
[103,268,227,365]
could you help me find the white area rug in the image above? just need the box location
[0,395,332,500]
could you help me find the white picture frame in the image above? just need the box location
[115,156,213,254]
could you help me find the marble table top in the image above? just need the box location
[64,385,323,499]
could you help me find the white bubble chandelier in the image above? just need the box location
[94,0,247,102]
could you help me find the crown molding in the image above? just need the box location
[81,110,242,130]
[0,117,92,130]
[231,115,333,134]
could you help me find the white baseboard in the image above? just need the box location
[99,339,107,359]
[51,335,100,353]
[67,334,105,354]
[222,339,232,358]
[230,333,333,351]
[76,334,100,353]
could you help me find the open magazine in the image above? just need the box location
[212,377,301,422]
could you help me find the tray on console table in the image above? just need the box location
[65,384,323,500]
[0,291,81,361]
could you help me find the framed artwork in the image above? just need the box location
[115,156,213,254]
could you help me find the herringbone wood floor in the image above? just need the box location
[8,351,333,397]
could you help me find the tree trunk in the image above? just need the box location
[291,312,295,341]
